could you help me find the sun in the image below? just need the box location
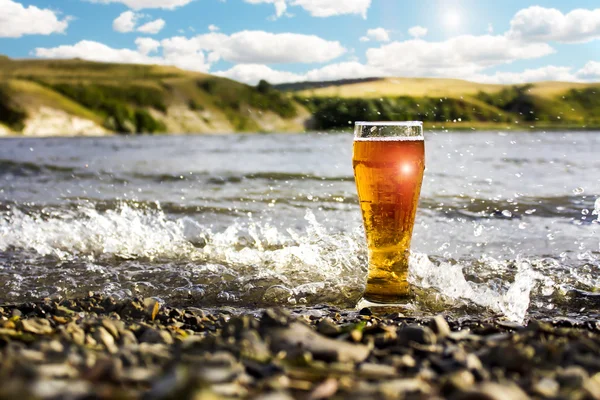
[444,10,461,30]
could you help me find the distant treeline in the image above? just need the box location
[298,85,600,130]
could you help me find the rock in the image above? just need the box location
[583,373,600,400]
[139,327,174,345]
[120,329,138,346]
[533,378,559,398]
[239,330,271,363]
[101,319,120,339]
[32,380,92,399]
[254,392,294,400]
[359,308,372,316]
[194,352,244,384]
[455,382,530,400]
[398,324,437,345]
[557,366,589,388]
[261,308,292,329]
[391,354,416,369]
[309,378,338,399]
[442,370,475,395]
[21,319,53,335]
[93,327,118,354]
[267,322,369,363]
[143,298,161,321]
[379,378,431,398]
[36,364,80,379]
[429,315,451,339]
[358,363,397,379]
[317,318,340,336]
[482,344,534,373]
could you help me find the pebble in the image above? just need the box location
[0,294,599,399]
[429,315,451,339]
[557,366,589,388]
[398,324,437,345]
[533,377,559,398]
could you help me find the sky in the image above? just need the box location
[1,0,600,85]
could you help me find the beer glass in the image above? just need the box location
[352,121,425,303]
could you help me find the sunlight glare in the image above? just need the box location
[444,10,461,30]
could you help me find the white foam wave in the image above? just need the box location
[409,254,544,322]
[0,202,556,320]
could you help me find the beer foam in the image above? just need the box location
[354,136,424,142]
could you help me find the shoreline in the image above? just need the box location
[1,294,599,399]
[2,125,600,138]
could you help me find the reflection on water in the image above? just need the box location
[0,132,599,322]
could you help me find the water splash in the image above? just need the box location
[0,201,594,321]
[409,254,542,322]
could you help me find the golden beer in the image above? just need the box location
[353,122,425,303]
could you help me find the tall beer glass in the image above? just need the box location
[353,121,425,303]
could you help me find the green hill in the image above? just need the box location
[290,77,600,130]
[0,58,307,135]
[0,57,599,135]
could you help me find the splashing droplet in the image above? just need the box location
[502,210,513,218]
[573,187,585,195]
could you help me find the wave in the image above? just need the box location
[1,201,598,322]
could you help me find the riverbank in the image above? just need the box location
[1,294,599,399]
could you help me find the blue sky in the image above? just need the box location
[1,0,599,84]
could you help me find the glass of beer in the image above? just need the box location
[353,121,425,304]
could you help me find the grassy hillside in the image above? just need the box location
[0,58,305,134]
[290,77,600,130]
[1,57,599,135]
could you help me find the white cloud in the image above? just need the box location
[577,61,600,80]
[35,40,162,64]
[208,24,220,32]
[135,37,161,55]
[35,39,212,72]
[366,35,555,79]
[291,0,371,18]
[508,6,600,43]
[113,11,140,33]
[0,0,71,38]
[360,28,390,43]
[91,0,193,10]
[487,23,493,34]
[215,64,304,84]
[191,30,345,64]
[137,18,165,34]
[304,62,383,81]
[244,0,287,18]
[408,26,427,39]
[244,0,370,19]
[472,66,577,84]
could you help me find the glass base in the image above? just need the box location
[356,297,414,315]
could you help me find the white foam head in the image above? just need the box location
[354,121,424,141]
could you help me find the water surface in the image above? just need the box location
[1,131,599,322]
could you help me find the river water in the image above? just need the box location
[0,132,599,322]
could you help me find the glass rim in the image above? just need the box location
[355,121,423,127]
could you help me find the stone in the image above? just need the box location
[557,366,589,388]
[429,315,451,339]
[21,319,53,335]
[442,370,475,394]
[316,318,340,336]
[398,324,437,345]
[267,322,369,363]
[358,363,398,378]
[533,378,559,398]
[309,378,338,399]
[455,382,530,400]
[94,327,118,354]
[379,379,431,397]
[139,327,174,345]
